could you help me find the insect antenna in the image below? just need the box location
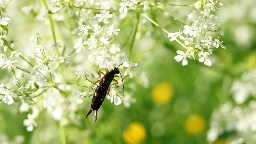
[119,71,125,97]
[118,63,125,97]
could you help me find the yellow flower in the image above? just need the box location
[247,51,256,69]
[152,82,173,105]
[214,139,227,144]
[123,122,146,144]
[185,114,205,134]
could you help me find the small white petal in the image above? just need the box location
[182,58,188,66]
[2,95,14,105]
[27,125,33,132]
[176,50,184,55]
[174,55,183,62]
[198,57,204,62]
[114,96,122,105]
[204,59,212,66]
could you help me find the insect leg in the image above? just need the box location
[98,71,105,77]
[107,87,110,95]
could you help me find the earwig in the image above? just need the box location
[86,65,124,122]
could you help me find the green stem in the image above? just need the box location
[73,4,118,12]
[141,13,169,34]
[176,39,188,49]
[41,0,60,56]
[120,13,135,29]
[30,88,49,98]
[8,47,34,67]
[16,66,31,74]
[67,49,76,57]
[168,3,193,6]
[129,13,140,58]
[59,123,66,144]
[54,86,67,97]
[154,7,185,25]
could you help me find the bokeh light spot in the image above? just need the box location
[122,122,146,144]
[185,114,205,134]
[152,82,173,105]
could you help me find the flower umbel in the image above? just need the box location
[169,0,225,66]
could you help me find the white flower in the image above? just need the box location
[0,17,11,25]
[96,11,112,24]
[75,69,86,80]
[23,114,37,131]
[29,33,41,43]
[123,92,136,108]
[109,44,121,54]
[2,93,15,105]
[74,38,84,53]
[84,36,98,49]
[141,0,151,10]
[198,51,214,66]
[168,31,183,41]
[109,89,122,105]
[194,1,202,9]
[2,59,17,71]
[20,101,29,112]
[174,50,188,66]
[92,24,101,35]
[119,1,130,13]
[78,25,91,35]
[52,107,63,120]
[74,91,85,104]
[10,50,22,58]
[106,25,120,36]
[99,37,109,46]
[123,61,138,78]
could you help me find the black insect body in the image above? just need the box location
[86,67,123,122]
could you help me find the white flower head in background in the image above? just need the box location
[169,0,225,66]
[231,69,256,104]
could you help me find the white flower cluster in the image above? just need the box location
[0,133,24,144]
[169,0,225,66]
[119,0,150,13]
[208,69,256,143]
[74,8,138,106]
[22,89,82,132]
[0,1,11,48]
[0,33,68,105]
[208,102,256,144]
[231,69,256,104]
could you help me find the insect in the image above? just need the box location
[86,65,124,122]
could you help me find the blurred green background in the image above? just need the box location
[1,0,256,144]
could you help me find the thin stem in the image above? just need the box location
[67,49,76,57]
[142,13,169,34]
[41,0,60,56]
[41,0,56,43]
[59,123,66,144]
[120,13,135,29]
[8,47,34,67]
[154,7,185,25]
[168,3,194,7]
[54,86,67,97]
[73,4,118,12]
[30,88,49,98]
[129,13,140,58]
[176,39,187,49]
[16,66,31,74]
